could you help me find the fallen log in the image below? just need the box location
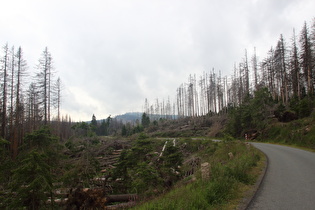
[106,201,137,209]
[106,194,138,203]
[65,188,138,209]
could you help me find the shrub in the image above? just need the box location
[290,97,314,118]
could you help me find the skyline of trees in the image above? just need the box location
[2,18,315,157]
[0,44,70,158]
[144,18,315,118]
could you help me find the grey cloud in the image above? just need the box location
[1,0,314,121]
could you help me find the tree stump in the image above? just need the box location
[201,162,211,181]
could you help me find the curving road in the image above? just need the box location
[248,143,315,210]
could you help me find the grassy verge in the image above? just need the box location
[133,140,265,210]
[260,116,315,150]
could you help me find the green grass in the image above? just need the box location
[260,116,315,150]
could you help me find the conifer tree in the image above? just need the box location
[300,22,313,95]
[9,150,53,209]
[141,112,150,128]
[290,29,301,99]
[36,47,53,125]
[91,114,97,133]
[12,47,27,158]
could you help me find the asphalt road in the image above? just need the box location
[248,143,315,210]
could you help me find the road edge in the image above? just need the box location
[237,144,268,210]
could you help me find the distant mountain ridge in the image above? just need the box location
[90,112,178,124]
[114,112,143,123]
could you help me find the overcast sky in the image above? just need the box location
[1,0,314,121]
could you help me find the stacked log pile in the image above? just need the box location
[65,188,137,209]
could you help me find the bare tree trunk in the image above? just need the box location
[244,49,250,95]
[37,47,53,125]
[291,29,301,99]
[13,47,25,157]
[252,47,258,90]
[1,44,9,139]
[279,35,289,105]
[300,22,313,95]
[9,46,15,141]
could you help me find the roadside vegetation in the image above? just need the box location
[134,140,263,210]
[0,126,264,209]
[225,89,315,149]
